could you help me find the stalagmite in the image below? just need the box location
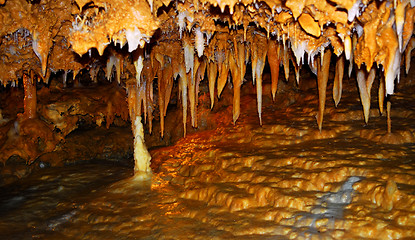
[316,49,332,131]
[357,67,376,124]
[379,77,385,115]
[133,116,152,175]
[126,82,151,176]
[207,61,217,109]
[267,40,281,100]
[23,73,37,119]
[387,100,392,133]
[333,54,345,107]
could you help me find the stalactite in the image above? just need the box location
[145,60,157,134]
[253,34,268,125]
[229,46,241,124]
[73,70,81,88]
[164,68,174,117]
[157,61,171,138]
[157,62,166,137]
[106,54,117,82]
[137,59,158,134]
[23,72,37,119]
[267,40,280,100]
[349,34,357,78]
[63,70,68,88]
[188,57,199,128]
[293,57,301,85]
[183,33,194,76]
[333,54,345,107]
[316,48,332,131]
[44,68,51,85]
[251,36,258,84]
[195,58,206,112]
[216,45,229,98]
[179,65,188,136]
[146,77,154,134]
[32,32,49,77]
[395,0,407,52]
[231,40,247,124]
[134,48,144,86]
[127,83,138,124]
[405,38,415,74]
[282,42,290,81]
[379,21,400,95]
[115,55,122,84]
[195,27,204,57]
[357,67,376,124]
[207,61,217,109]
[237,40,247,90]
[402,7,415,53]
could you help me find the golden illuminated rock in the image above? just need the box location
[298,13,321,38]
[0,0,415,174]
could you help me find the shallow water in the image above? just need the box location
[1,84,415,239]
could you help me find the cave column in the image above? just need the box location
[127,83,152,177]
[23,72,37,119]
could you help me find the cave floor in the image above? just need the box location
[0,77,415,239]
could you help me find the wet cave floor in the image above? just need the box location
[0,74,415,239]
